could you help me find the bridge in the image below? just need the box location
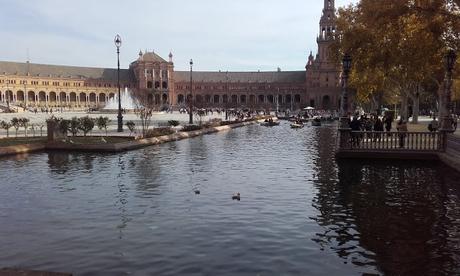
[336,130,460,171]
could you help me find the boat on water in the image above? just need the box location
[260,118,280,127]
[260,121,280,127]
[290,123,304,129]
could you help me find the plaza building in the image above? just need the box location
[305,0,341,110]
[0,0,340,112]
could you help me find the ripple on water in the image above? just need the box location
[0,123,459,275]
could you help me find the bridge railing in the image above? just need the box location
[338,131,445,151]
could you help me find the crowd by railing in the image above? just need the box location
[341,131,443,151]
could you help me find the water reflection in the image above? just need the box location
[1,124,459,275]
[312,153,460,275]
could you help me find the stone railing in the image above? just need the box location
[338,130,445,151]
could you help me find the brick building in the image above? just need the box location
[0,0,340,112]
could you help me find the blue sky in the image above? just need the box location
[0,0,357,71]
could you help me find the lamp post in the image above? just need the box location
[440,49,457,132]
[340,53,352,128]
[114,34,123,132]
[189,59,194,124]
[225,71,229,121]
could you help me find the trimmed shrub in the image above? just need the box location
[168,120,180,127]
[144,127,175,138]
[182,125,203,132]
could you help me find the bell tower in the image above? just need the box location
[317,0,336,63]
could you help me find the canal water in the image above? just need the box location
[1,123,459,275]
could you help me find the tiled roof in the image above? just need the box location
[174,71,306,83]
[138,52,167,63]
[0,61,133,82]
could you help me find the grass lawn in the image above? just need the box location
[0,137,47,147]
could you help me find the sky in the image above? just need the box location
[0,0,357,72]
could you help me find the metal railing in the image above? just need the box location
[339,131,444,151]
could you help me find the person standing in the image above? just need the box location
[396,118,408,148]
[384,115,393,132]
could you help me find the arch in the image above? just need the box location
[49,92,57,102]
[195,95,203,103]
[240,95,246,104]
[322,95,331,110]
[231,95,238,104]
[99,93,106,102]
[177,94,185,104]
[79,92,87,104]
[59,92,67,103]
[294,94,301,103]
[109,93,115,99]
[5,90,14,102]
[148,94,154,104]
[285,94,292,104]
[69,92,77,102]
[267,95,274,104]
[213,95,220,104]
[205,94,211,104]
[258,95,265,103]
[147,81,153,89]
[155,81,160,89]
[28,91,36,102]
[162,93,168,104]
[249,95,256,104]
[162,81,168,89]
[89,93,97,103]
[154,94,160,105]
[17,91,25,102]
[310,99,315,107]
[277,95,283,104]
[38,91,46,103]
[222,94,228,103]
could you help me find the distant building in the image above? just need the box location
[305,0,341,110]
[0,0,340,111]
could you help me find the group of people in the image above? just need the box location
[348,114,409,148]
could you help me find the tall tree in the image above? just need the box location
[331,0,459,122]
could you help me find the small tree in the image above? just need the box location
[38,124,45,137]
[95,116,110,136]
[69,117,80,137]
[19,118,30,137]
[59,119,70,137]
[126,121,136,137]
[30,123,36,137]
[0,120,12,137]
[78,116,95,137]
[11,117,20,137]
[132,88,155,138]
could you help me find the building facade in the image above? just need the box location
[0,0,339,112]
[305,0,341,110]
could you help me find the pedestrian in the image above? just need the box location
[396,118,408,148]
[373,116,384,142]
[350,115,362,147]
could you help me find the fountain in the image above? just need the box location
[103,88,137,110]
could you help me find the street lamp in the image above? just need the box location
[440,49,457,132]
[340,53,352,128]
[189,59,194,124]
[114,34,123,132]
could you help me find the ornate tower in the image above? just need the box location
[305,0,340,110]
[317,0,336,64]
